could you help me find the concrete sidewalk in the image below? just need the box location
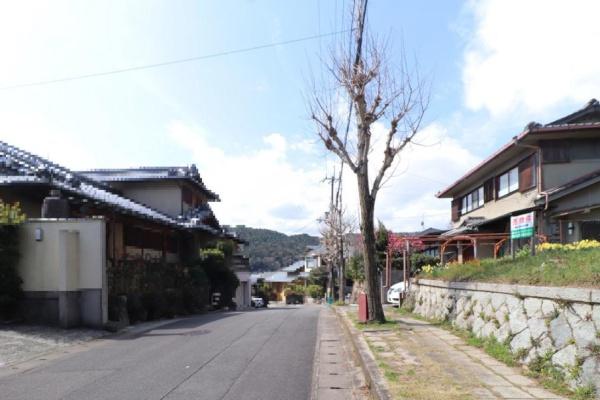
[312,306,370,400]
[339,307,567,400]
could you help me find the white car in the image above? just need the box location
[386,282,407,306]
[251,297,264,308]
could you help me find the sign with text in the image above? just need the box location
[511,212,535,239]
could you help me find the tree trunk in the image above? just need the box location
[338,234,345,303]
[357,171,385,322]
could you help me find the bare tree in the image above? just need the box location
[319,196,354,302]
[310,0,428,322]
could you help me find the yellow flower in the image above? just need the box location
[537,239,600,252]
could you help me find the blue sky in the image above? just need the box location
[1,1,599,234]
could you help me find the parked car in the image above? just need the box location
[386,282,407,306]
[251,297,264,308]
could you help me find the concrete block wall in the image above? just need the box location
[408,279,600,395]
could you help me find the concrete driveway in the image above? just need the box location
[0,305,319,400]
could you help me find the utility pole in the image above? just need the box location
[335,165,345,304]
[322,172,337,302]
[322,163,347,303]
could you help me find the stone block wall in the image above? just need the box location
[408,279,600,395]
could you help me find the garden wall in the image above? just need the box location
[18,219,107,328]
[407,279,600,394]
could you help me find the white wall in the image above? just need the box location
[19,219,106,291]
[235,271,251,307]
[117,182,182,218]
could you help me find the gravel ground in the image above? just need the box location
[0,325,106,367]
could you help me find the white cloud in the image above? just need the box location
[341,122,481,233]
[169,120,481,235]
[463,0,600,117]
[168,121,331,234]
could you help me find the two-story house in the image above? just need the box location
[0,140,246,326]
[437,99,600,261]
[79,166,222,261]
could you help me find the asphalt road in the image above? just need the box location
[0,305,320,400]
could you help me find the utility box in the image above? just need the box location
[358,292,369,323]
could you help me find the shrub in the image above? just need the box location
[126,293,148,323]
[307,284,324,299]
[196,248,239,308]
[411,253,440,273]
[0,200,26,320]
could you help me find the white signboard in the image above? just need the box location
[510,212,535,239]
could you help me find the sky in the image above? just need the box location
[1,0,600,235]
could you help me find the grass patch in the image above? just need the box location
[526,352,596,399]
[346,309,398,331]
[420,248,600,287]
[378,362,399,382]
[574,385,597,400]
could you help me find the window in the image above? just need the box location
[458,186,485,216]
[497,167,519,197]
[509,168,519,192]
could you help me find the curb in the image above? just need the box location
[333,307,392,400]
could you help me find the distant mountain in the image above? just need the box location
[227,225,320,272]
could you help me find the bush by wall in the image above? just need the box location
[108,245,241,322]
[107,258,209,322]
[0,200,26,320]
[196,247,239,309]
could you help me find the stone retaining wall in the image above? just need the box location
[407,279,600,395]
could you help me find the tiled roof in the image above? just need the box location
[437,99,600,198]
[80,166,220,201]
[282,260,305,272]
[0,141,219,234]
[548,98,600,125]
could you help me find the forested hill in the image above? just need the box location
[227,225,320,272]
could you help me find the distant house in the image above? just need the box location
[250,246,323,302]
[437,99,600,261]
[0,141,247,327]
[304,244,325,271]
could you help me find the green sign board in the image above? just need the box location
[511,227,534,239]
[510,212,535,240]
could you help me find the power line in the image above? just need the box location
[0,28,353,91]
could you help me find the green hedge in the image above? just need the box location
[0,200,26,320]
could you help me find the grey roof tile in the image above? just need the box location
[0,141,219,234]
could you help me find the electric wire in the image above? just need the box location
[0,29,353,91]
